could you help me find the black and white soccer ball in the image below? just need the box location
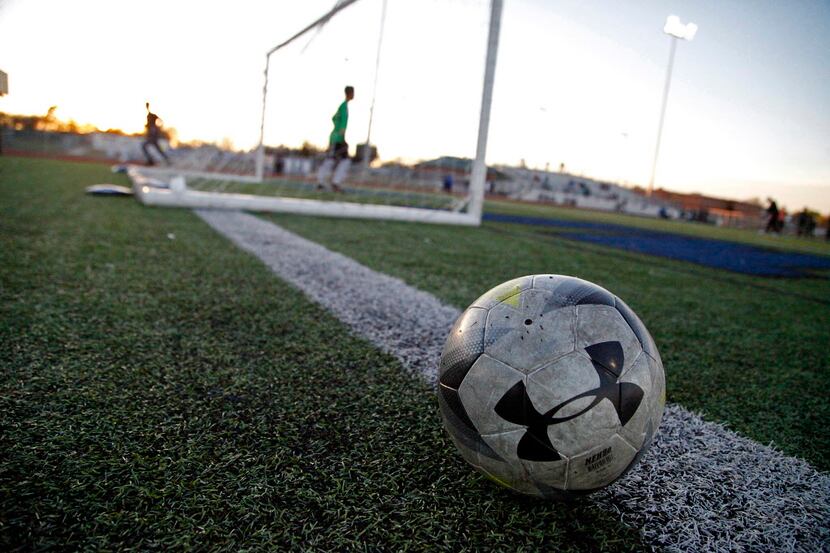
[437,275,665,498]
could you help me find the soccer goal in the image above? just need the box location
[130,0,503,226]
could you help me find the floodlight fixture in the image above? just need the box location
[648,16,697,195]
[664,15,697,41]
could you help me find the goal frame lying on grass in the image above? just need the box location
[130,0,503,226]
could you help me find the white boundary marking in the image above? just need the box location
[197,209,830,552]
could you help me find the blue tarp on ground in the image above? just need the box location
[483,213,830,278]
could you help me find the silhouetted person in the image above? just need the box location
[317,86,354,192]
[765,198,779,233]
[796,210,806,236]
[777,207,787,233]
[796,209,816,237]
[796,207,816,236]
[442,174,454,193]
[142,102,170,166]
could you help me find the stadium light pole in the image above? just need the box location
[647,15,697,196]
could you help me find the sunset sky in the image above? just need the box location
[1,0,828,212]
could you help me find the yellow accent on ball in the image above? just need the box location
[494,285,522,308]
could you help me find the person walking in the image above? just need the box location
[142,102,171,166]
[765,198,779,233]
[317,86,354,191]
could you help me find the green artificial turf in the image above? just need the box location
[268,212,830,472]
[0,156,645,551]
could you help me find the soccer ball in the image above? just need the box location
[437,275,665,498]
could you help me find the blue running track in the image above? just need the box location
[483,213,830,278]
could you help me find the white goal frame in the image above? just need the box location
[131,0,503,226]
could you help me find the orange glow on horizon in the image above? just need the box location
[0,0,827,212]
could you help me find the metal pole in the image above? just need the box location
[469,0,504,223]
[648,35,677,196]
[255,54,270,182]
[266,0,362,57]
[365,0,388,167]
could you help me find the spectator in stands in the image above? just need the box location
[317,85,354,192]
[142,102,170,166]
[765,198,780,233]
[442,174,454,193]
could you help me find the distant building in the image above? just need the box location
[90,132,152,161]
[650,189,763,228]
[413,156,508,184]
[495,166,679,218]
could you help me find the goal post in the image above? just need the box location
[130,0,503,226]
[468,0,503,222]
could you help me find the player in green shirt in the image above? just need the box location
[317,86,354,191]
[330,89,351,147]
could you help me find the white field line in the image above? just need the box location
[196,209,830,553]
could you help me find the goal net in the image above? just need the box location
[130,0,502,226]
